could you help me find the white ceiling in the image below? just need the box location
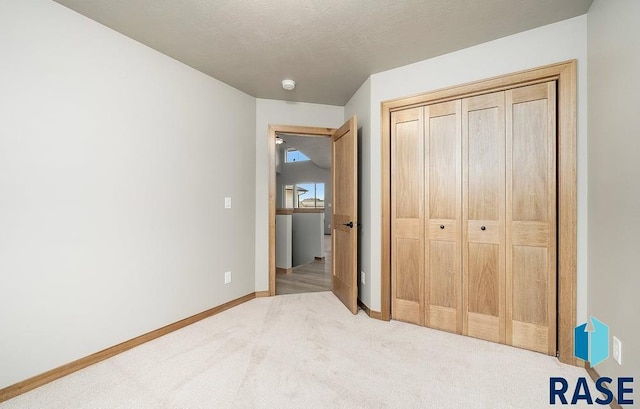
[53,0,593,106]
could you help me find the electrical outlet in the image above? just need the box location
[224,271,232,284]
[361,271,365,284]
[224,197,232,209]
[612,336,622,365]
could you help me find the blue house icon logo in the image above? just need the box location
[574,316,609,367]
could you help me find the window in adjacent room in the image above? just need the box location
[285,148,310,163]
[284,183,325,208]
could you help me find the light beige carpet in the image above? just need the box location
[1,292,596,408]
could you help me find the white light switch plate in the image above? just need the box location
[224,271,231,284]
[225,197,231,209]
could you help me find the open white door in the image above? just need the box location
[331,116,358,314]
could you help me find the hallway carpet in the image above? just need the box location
[1,292,596,408]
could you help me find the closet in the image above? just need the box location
[391,81,557,355]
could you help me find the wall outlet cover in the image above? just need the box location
[612,336,622,365]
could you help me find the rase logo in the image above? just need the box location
[574,316,609,367]
[549,316,634,406]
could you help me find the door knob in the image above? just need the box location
[481,225,486,231]
[342,221,354,228]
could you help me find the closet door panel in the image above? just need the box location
[391,108,424,325]
[467,243,500,316]
[462,92,506,344]
[467,109,502,222]
[506,82,557,355]
[512,99,549,222]
[465,241,500,342]
[424,101,462,333]
[429,241,458,308]
[429,115,458,220]
[394,238,422,323]
[512,246,549,325]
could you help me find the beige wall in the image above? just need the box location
[587,0,640,392]
[0,0,256,388]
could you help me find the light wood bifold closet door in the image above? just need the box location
[391,107,424,325]
[390,80,557,356]
[425,101,462,333]
[462,92,506,344]
[506,82,557,355]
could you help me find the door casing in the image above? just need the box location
[268,125,336,296]
[381,60,578,365]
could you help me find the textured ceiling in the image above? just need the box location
[53,0,593,106]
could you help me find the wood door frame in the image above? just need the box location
[268,124,337,296]
[380,60,578,365]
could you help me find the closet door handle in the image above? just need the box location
[481,225,486,231]
[440,225,445,229]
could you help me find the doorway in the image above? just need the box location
[268,118,359,314]
[274,134,332,295]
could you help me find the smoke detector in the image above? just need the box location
[282,79,296,91]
